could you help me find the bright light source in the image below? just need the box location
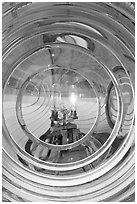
[69,92,77,106]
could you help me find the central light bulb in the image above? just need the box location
[69,92,77,108]
[69,84,78,111]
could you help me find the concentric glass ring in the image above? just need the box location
[2,2,135,202]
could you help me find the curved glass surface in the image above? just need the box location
[2,2,135,202]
